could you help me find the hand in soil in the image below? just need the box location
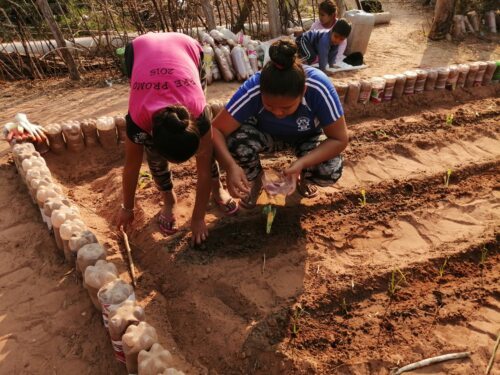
[191,217,208,246]
[116,207,134,232]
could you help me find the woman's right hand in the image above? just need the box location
[227,164,250,199]
[116,206,135,232]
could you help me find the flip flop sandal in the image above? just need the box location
[157,213,178,235]
[213,198,239,216]
[297,181,319,198]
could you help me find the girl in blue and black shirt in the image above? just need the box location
[212,39,349,208]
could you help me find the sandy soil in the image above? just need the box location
[0,1,499,374]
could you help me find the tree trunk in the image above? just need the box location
[428,0,456,40]
[233,1,253,33]
[337,0,346,18]
[267,0,280,37]
[36,0,80,80]
[200,0,217,31]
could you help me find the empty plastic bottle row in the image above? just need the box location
[11,142,185,375]
[42,116,127,154]
[332,60,499,106]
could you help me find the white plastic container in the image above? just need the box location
[370,77,386,103]
[465,62,479,88]
[138,343,175,375]
[393,74,407,98]
[334,82,349,104]
[231,45,249,81]
[382,74,396,101]
[44,124,66,154]
[84,260,119,311]
[114,116,127,144]
[123,321,157,374]
[345,81,361,106]
[36,183,64,228]
[97,279,135,328]
[435,67,450,90]
[109,301,146,365]
[51,206,81,252]
[26,167,51,202]
[344,10,375,55]
[445,64,459,90]
[59,218,87,264]
[43,196,72,229]
[403,71,417,95]
[482,61,497,85]
[456,64,470,88]
[96,117,117,148]
[414,69,428,93]
[75,238,103,275]
[62,121,85,153]
[358,79,372,104]
[474,61,488,86]
[424,69,438,91]
[81,119,99,146]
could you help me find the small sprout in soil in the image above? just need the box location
[263,204,277,234]
[374,129,389,139]
[388,268,407,298]
[443,169,452,187]
[358,189,367,207]
[479,246,488,267]
[339,298,349,315]
[438,256,449,278]
[445,113,454,126]
[290,305,305,339]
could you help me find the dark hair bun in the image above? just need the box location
[155,105,190,134]
[269,39,298,70]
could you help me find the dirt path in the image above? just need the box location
[0,158,122,375]
[17,89,494,374]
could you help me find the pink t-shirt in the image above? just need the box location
[128,32,206,133]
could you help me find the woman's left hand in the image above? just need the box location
[284,159,305,189]
[191,217,209,246]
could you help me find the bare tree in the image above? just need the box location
[36,0,80,80]
[200,0,217,30]
[267,0,280,37]
[428,0,456,40]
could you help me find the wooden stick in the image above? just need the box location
[393,352,471,375]
[486,332,500,375]
[120,228,137,288]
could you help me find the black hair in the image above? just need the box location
[260,39,306,98]
[319,0,337,15]
[332,18,352,38]
[152,105,201,163]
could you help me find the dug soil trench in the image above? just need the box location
[31,86,498,374]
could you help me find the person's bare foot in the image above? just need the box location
[296,179,318,198]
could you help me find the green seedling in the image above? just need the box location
[358,189,367,207]
[438,256,449,278]
[138,170,152,189]
[445,113,454,126]
[443,169,452,187]
[374,129,389,139]
[339,298,349,315]
[263,204,277,234]
[480,246,488,266]
[290,305,305,339]
[387,268,407,298]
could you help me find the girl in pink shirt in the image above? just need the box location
[117,32,237,244]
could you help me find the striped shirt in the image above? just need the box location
[225,66,343,141]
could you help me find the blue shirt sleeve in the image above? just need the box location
[328,44,338,67]
[318,32,331,71]
[305,68,344,126]
[225,73,261,123]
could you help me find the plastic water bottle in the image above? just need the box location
[75,240,104,275]
[123,321,157,373]
[84,260,118,311]
[97,279,135,328]
[108,300,146,364]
